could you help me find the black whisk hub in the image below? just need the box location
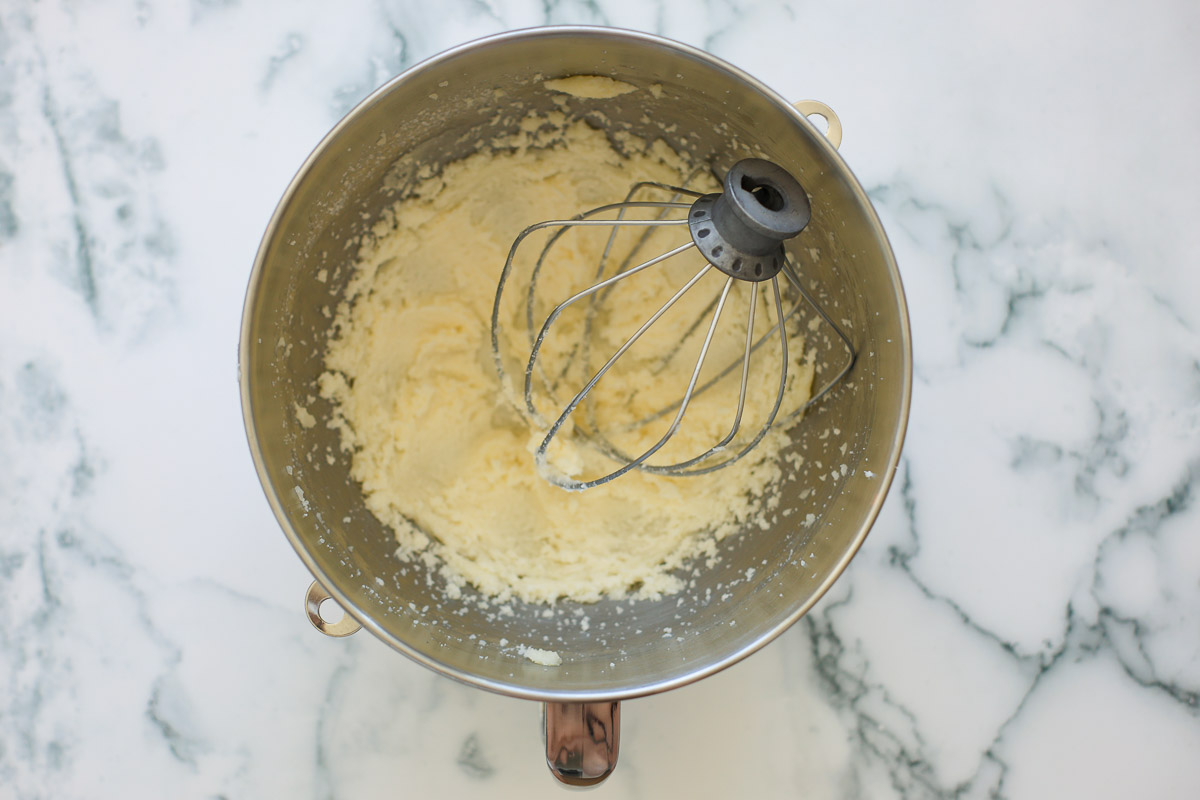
[687,159,812,282]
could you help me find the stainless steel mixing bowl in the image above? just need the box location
[240,26,911,785]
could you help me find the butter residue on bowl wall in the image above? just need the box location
[543,75,638,98]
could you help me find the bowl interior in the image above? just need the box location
[241,28,910,701]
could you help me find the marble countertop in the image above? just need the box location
[3,1,1199,797]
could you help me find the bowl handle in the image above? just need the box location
[793,100,843,150]
[305,581,362,637]
[543,701,621,786]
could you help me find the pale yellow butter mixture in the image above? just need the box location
[319,117,813,605]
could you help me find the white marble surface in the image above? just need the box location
[3,1,1199,797]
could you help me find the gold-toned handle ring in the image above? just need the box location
[793,100,843,150]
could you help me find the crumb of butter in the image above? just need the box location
[522,646,562,667]
[294,403,317,429]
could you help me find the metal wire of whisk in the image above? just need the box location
[491,158,856,491]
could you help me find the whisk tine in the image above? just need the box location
[614,279,763,476]
[522,203,692,346]
[780,254,856,416]
[576,176,709,419]
[582,275,790,478]
[605,289,800,433]
[596,179,707,282]
[726,281,757,444]
[524,240,696,420]
[533,261,714,490]
[510,203,692,408]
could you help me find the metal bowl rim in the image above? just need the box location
[238,24,913,703]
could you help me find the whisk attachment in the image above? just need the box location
[491,158,854,491]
